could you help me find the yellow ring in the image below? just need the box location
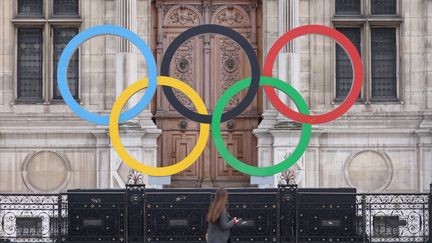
[109,76,209,176]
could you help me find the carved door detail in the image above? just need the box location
[154,0,260,188]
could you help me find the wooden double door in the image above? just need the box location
[152,0,262,188]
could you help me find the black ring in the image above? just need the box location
[160,24,260,124]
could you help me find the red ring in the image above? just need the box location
[263,25,363,124]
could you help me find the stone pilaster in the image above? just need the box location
[420,0,432,128]
[116,0,138,110]
[253,129,274,187]
[92,130,110,189]
[255,0,301,187]
[110,0,160,188]
[275,0,300,123]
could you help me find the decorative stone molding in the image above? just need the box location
[344,150,393,192]
[22,150,71,193]
[127,170,144,185]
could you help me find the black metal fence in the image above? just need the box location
[0,185,430,243]
[0,194,67,243]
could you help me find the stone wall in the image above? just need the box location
[0,0,157,193]
[0,0,431,193]
[258,0,432,192]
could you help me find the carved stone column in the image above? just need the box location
[255,0,301,187]
[111,0,161,188]
[420,0,432,128]
[270,128,305,187]
[110,129,143,188]
[415,0,431,191]
[92,130,110,189]
[116,0,138,110]
[275,0,300,123]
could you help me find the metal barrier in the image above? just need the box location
[0,194,66,243]
[143,188,279,242]
[296,189,360,242]
[0,185,430,243]
[66,189,126,243]
[360,193,429,242]
[144,188,212,242]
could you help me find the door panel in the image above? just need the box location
[154,0,260,188]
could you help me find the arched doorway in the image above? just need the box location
[152,0,262,188]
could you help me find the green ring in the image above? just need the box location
[211,76,312,176]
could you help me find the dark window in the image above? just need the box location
[335,28,361,100]
[17,0,43,17]
[16,217,43,238]
[371,0,397,15]
[53,28,79,99]
[335,0,361,15]
[53,0,79,16]
[371,28,397,100]
[17,28,43,101]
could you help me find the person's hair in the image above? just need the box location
[207,187,228,223]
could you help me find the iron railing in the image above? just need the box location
[0,194,67,243]
[0,185,430,243]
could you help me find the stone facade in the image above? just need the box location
[0,0,431,193]
[0,0,158,192]
[258,0,432,192]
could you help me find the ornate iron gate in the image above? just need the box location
[0,185,430,243]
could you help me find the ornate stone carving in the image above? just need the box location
[168,6,199,25]
[172,40,194,108]
[215,6,245,25]
[203,0,212,12]
[249,0,258,11]
[277,151,304,186]
[127,170,144,185]
[220,39,241,107]
[156,2,165,12]
[279,170,297,185]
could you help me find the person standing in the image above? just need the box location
[206,187,239,243]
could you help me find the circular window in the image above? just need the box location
[345,151,393,192]
[224,58,238,73]
[22,151,70,193]
[176,58,190,73]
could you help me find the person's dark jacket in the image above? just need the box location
[206,209,234,243]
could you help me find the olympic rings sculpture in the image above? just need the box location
[57,24,363,177]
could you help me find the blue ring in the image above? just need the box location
[57,25,157,125]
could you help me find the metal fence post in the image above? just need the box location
[294,185,299,243]
[277,185,283,243]
[126,184,146,243]
[361,194,366,243]
[57,194,62,243]
[277,184,298,243]
[429,184,432,243]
